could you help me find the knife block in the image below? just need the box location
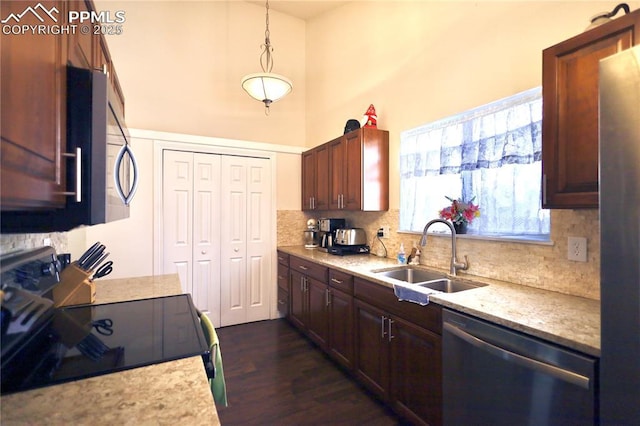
[53,263,95,307]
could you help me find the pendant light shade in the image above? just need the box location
[241,72,292,108]
[241,0,292,113]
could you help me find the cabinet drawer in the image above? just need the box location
[277,263,289,290]
[328,269,354,294]
[354,277,441,334]
[277,251,290,267]
[290,256,328,283]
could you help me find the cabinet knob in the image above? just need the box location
[201,250,207,255]
[234,248,240,252]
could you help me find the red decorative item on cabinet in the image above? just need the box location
[362,104,377,128]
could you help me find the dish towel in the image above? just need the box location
[199,311,228,407]
[393,283,431,306]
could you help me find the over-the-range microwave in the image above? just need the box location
[1,67,138,233]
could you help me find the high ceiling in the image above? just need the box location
[245,1,350,21]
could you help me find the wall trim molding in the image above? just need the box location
[130,128,305,155]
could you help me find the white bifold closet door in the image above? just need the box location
[220,155,271,326]
[163,150,221,324]
[162,150,272,328]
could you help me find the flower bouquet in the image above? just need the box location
[438,196,480,233]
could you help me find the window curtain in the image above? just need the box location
[400,87,550,235]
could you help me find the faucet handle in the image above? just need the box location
[453,255,469,273]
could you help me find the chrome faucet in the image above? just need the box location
[419,219,469,276]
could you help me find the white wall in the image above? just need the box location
[305,0,640,208]
[95,0,306,146]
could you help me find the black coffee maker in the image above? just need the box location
[317,218,346,252]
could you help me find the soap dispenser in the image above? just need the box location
[397,243,406,264]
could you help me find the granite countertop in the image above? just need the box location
[0,274,220,425]
[278,246,601,357]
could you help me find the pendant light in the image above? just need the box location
[241,0,293,114]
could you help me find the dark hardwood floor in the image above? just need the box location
[215,319,404,425]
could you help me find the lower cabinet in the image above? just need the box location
[288,256,329,343]
[355,277,442,426]
[285,255,442,426]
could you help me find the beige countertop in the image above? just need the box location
[278,246,601,357]
[1,274,220,425]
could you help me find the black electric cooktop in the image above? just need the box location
[0,294,210,395]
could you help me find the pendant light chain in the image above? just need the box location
[240,0,292,113]
[260,0,274,73]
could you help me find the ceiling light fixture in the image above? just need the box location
[241,0,293,114]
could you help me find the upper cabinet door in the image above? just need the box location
[301,150,316,210]
[1,0,68,209]
[328,136,345,210]
[542,9,640,208]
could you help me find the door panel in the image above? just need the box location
[246,159,271,322]
[329,288,354,369]
[355,300,389,399]
[391,316,442,426]
[162,151,194,295]
[193,154,221,325]
[307,278,329,349]
[221,157,247,326]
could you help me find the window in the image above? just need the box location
[399,87,550,239]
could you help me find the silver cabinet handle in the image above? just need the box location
[61,147,82,202]
[326,288,330,306]
[114,143,139,205]
[443,322,590,389]
[388,318,394,342]
[381,316,387,338]
[298,265,308,271]
[330,278,343,284]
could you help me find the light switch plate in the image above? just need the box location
[567,236,587,262]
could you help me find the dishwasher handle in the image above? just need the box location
[443,322,591,390]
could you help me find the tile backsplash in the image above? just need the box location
[278,208,600,300]
[0,233,68,255]
[3,209,599,301]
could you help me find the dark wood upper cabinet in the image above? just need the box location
[302,127,389,212]
[542,9,640,208]
[1,0,68,210]
[1,0,125,212]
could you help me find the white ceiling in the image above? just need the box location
[246,1,350,21]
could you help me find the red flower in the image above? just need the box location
[439,196,480,225]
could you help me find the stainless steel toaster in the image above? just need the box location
[334,228,367,246]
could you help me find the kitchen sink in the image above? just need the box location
[372,266,487,293]
[372,266,446,283]
[417,278,487,293]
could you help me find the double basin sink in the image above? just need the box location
[372,266,487,293]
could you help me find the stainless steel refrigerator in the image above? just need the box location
[599,44,640,425]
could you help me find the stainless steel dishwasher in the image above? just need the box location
[442,309,598,426]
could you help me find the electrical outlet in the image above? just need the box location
[380,226,390,238]
[567,236,587,262]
